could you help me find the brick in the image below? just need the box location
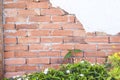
[41,37,63,43]
[16,24,38,29]
[73,30,86,37]
[4,38,16,44]
[85,36,109,43]
[17,10,37,16]
[5,66,16,72]
[4,3,26,8]
[15,52,38,58]
[5,58,26,65]
[52,44,74,50]
[4,52,14,58]
[50,58,62,64]
[28,30,50,36]
[75,44,97,51]
[62,23,84,29]
[97,58,106,64]
[18,37,40,44]
[4,30,27,37]
[84,51,96,57]
[4,72,25,78]
[110,36,120,43]
[3,24,15,30]
[29,44,50,50]
[4,9,17,17]
[29,16,51,22]
[85,57,96,63]
[51,30,73,36]
[68,15,75,23]
[27,58,50,64]
[98,44,120,50]
[52,15,69,22]
[16,65,38,71]
[47,51,60,57]
[5,45,28,51]
[96,51,107,58]
[41,8,65,15]
[40,23,60,29]
[27,1,50,9]
[6,16,27,23]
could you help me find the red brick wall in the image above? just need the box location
[3,0,120,78]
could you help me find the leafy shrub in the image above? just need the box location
[106,52,120,80]
[4,61,110,80]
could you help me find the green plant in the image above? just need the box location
[4,61,111,80]
[106,52,120,80]
[63,49,83,63]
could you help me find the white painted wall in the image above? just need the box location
[50,0,120,35]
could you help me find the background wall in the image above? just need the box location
[1,0,120,79]
[50,0,120,35]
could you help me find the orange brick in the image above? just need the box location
[29,16,51,22]
[73,30,86,37]
[6,16,27,23]
[28,30,50,36]
[5,45,28,51]
[15,52,37,58]
[96,51,107,58]
[47,51,60,57]
[4,9,17,17]
[84,51,96,57]
[97,58,106,64]
[16,65,38,71]
[75,44,97,51]
[5,58,26,65]
[4,72,25,78]
[52,44,74,50]
[3,24,15,30]
[27,58,50,64]
[17,10,37,16]
[40,23,60,29]
[27,1,50,9]
[16,24,38,29]
[4,38,16,44]
[29,44,50,50]
[50,58,62,64]
[4,30,27,37]
[68,15,75,23]
[5,66,16,72]
[52,15,69,22]
[85,57,96,63]
[51,30,73,36]
[110,36,120,43]
[4,52,14,58]
[62,23,84,29]
[4,3,26,8]
[98,44,120,50]
[41,37,63,43]
[41,8,65,15]
[85,36,109,43]
[18,37,40,44]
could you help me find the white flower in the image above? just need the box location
[17,78,22,80]
[25,78,29,80]
[13,75,20,79]
[80,74,84,77]
[80,61,84,63]
[44,68,49,74]
[91,63,95,66]
[66,70,70,74]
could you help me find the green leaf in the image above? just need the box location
[64,52,72,59]
[73,49,83,53]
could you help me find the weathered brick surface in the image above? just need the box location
[0,0,3,79]
[2,0,120,78]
